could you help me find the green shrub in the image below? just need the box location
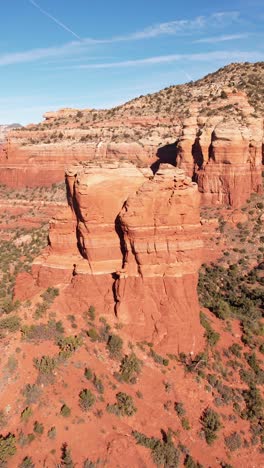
[200,313,220,347]
[107,392,137,417]
[61,443,74,467]
[175,402,186,417]
[87,328,100,342]
[119,352,142,384]
[242,385,264,420]
[47,426,56,440]
[21,407,33,423]
[150,348,169,366]
[79,389,96,412]
[0,433,16,462]
[88,305,95,321]
[22,384,41,404]
[57,335,83,358]
[184,454,204,468]
[33,421,44,435]
[201,408,221,445]
[107,334,123,359]
[133,430,179,467]
[229,343,242,358]
[21,321,62,342]
[224,432,242,451]
[84,367,93,381]
[181,417,191,430]
[34,355,57,374]
[0,315,21,332]
[60,404,71,417]
[19,456,35,468]
[40,287,59,303]
[92,375,104,394]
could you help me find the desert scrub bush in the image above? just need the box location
[21,407,33,423]
[47,426,56,440]
[184,454,204,468]
[21,321,63,342]
[118,352,142,384]
[0,411,7,429]
[242,385,264,421]
[198,262,263,348]
[224,432,242,451]
[0,433,16,463]
[133,429,179,467]
[181,417,191,430]
[57,335,83,359]
[175,402,186,417]
[178,352,208,375]
[107,334,123,359]
[33,421,44,435]
[40,287,59,304]
[6,355,18,373]
[200,408,221,445]
[19,456,35,468]
[22,384,41,404]
[149,348,169,366]
[60,404,71,417]
[61,443,74,467]
[0,314,21,332]
[107,392,137,417]
[79,389,96,411]
[83,459,100,468]
[18,431,35,447]
[34,355,57,374]
[92,374,104,394]
[98,317,111,342]
[84,367,93,381]
[229,343,242,358]
[87,328,100,342]
[200,312,220,347]
[87,305,96,321]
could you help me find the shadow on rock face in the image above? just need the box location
[192,138,204,169]
[151,142,178,174]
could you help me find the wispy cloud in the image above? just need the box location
[119,11,240,41]
[0,40,88,66]
[58,50,264,70]
[29,0,81,40]
[194,33,249,44]
[0,11,242,67]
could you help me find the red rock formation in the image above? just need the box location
[115,165,204,352]
[17,162,204,354]
[177,94,263,207]
[0,137,159,188]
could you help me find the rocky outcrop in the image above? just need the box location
[17,162,204,354]
[177,92,263,207]
[114,165,203,351]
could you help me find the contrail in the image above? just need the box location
[29,0,81,40]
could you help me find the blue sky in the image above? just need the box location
[0,0,263,124]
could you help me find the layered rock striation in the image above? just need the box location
[176,92,263,207]
[18,162,204,354]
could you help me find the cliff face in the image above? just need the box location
[17,162,204,354]
[177,92,263,207]
[0,137,160,188]
[114,165,203,351]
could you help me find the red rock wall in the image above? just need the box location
[114,165,204,352]
[177,112,263,207]
[16,162,204,354]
